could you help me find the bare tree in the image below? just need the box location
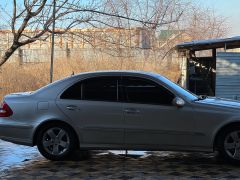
[0,0,185,66]
[0,0,95,66]
[182,6,229,40]
[153,4,229,62]
[88,0,186,56]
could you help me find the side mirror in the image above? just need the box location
[172,97,185,108]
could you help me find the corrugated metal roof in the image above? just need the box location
[176,36,240,51]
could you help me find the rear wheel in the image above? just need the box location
[37,123,77,161]
[217,126,240,164]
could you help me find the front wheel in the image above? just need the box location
[217,126,240,164]
[36,123,77,161]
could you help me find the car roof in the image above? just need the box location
[33,70,162,98]
[71,70,159,78]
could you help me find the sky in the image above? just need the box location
[194,0,240,37]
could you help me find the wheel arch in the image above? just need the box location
[213,121,240,150]
[32,119,80,148]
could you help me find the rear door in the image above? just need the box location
[56,76,124,146]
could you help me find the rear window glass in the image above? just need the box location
[60,76,118,102]
[81,77,117,101]
[60,81,82,100]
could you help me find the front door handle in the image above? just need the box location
[66,105,78,110]
[124,108,140,114]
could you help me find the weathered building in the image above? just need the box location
[176,36,240,100]
[0,27,154,63]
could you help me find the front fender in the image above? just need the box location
[211,116,240,149]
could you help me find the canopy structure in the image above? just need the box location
[176,36,240,51]
[175,36,240,98]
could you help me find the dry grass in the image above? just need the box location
[0,55,180,100]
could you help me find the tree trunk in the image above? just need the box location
[0,44,19,66]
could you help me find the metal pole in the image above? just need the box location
[50,0,56,83]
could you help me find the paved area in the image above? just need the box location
[1,140,240,179]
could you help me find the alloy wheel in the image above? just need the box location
[224,130,240,160]
[42,127,70,156]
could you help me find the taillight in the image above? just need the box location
[0,101,13,117]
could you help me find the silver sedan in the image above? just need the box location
[1,71,240,163]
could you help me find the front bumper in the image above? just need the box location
[0,118,34,146]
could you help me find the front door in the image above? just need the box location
[121,76,196,149]
[56,76,124,147]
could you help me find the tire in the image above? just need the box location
[217,126,240,164]
[36,123,77,161]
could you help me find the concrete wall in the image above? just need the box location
[0,28,154,63]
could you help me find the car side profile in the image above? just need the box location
[1,71,240,163]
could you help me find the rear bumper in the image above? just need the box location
[0,118,34,146]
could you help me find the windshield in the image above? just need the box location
[155,74,198,101]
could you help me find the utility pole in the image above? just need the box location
[50,0,56,83]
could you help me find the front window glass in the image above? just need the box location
[122,77,174,105]
[154,74,198,101]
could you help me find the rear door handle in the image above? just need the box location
[66,105,79,110]
[124,108,140,114]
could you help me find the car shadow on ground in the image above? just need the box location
[2,151,240,179]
